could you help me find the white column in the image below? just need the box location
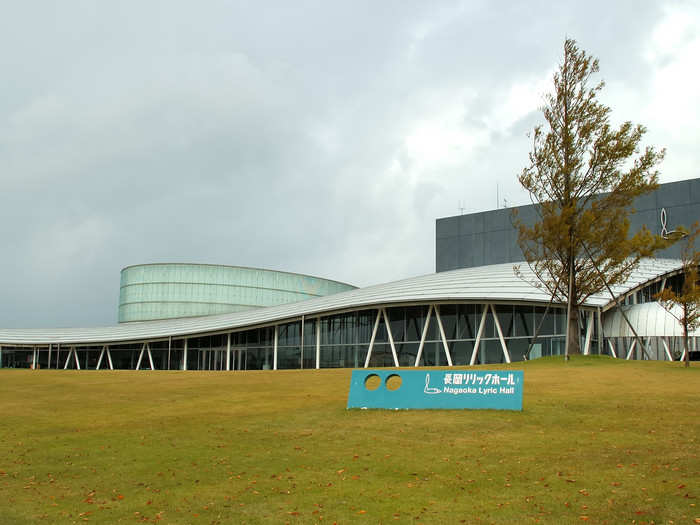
[146,343,155,370]
[382,308,399,367]
[607,339,617,358]
[300,316,305,369]
[32,347,37,370]
[470,305,489,366]
[490,304,511,364]
[583,312,594,355]
[273,326,278,370]
[315,318,321,369]
[414,305,433,367]
[107,347,114,370]
[364,309,382,368]
[73,348,81,370]
[226,333,231,371]
[96,346,106,370]
[662,337,673,361]
[433,305,453,367]
[48,344,51,370]
[183,338,188,370]
[136,343,146,370]
[626,339,637,360]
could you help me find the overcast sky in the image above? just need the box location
[1,1,699,328]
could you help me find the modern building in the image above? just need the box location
[436,177,700,271]
[0,178,698,370]
[0,258,695,370]
[119,263,356,322]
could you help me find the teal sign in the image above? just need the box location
[347,370,523,410]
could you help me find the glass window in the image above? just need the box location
[514,306,534,337]
[388,307,406,342]
[535,307,554,336]
[358,310,378,344]
[438,305,457,340]
[374,317,388,343]
[425,308,439,341]
[484,308,495,338]
[507,339,530,362]
[279,322,301,346]
[397,342,419,367]
[450,340,473,366]
[277,346,300,369]
[368,343,395,367]
[405,306,427,341]
[553,308,567,335]
[494,305,514,338]
[301,344,315,369]
[457,304,476,340]
[481,339,505,364]
[320,345,348,368]
[304,320,316,348]
[419,341,446,366]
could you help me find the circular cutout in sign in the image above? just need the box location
[364,374,381,391]
[385,374,402,391]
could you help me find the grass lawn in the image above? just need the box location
[0,356,698,524]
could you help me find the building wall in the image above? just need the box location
[436,177,700,272]
[119,263,356,322]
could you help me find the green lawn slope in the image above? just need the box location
[0,356,697,524]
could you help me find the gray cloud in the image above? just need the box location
[0,0,696,327]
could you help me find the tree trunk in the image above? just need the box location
[565,255,581,356]
[683,315,690,368]
[568,304,581,355]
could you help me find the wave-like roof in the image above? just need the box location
[0,258,682,346]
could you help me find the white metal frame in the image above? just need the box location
[414,305,433,367]
[433,305,454,366]
[96,345,114,370]
[381,308,400,367]
[661,337,673,361]
[490,304,512,364]
[583,312,594,356]
[364,309,382,368]
[315,317,321,370]
[470,305,488,366]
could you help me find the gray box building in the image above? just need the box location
[436,177,700,272]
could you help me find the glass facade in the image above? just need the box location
[1,303,596,370]
[119,264,356,322]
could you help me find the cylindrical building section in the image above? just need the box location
[119,263,356,323]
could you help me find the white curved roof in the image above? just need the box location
[0,258,683,346]
[603,302,699,337]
